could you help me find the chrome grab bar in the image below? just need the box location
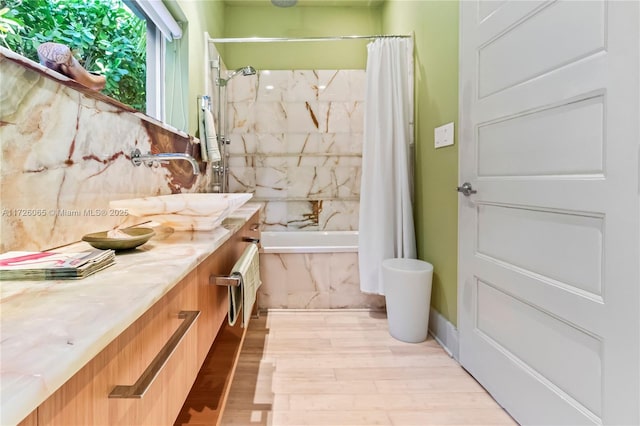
[109,310,200,399]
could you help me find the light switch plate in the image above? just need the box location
[434,122,455,148]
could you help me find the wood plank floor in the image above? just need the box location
[220,310,517,426]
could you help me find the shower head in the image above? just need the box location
[237,66,257,76]
[218,65,256,86]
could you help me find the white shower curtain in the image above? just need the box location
[359,37,416,295]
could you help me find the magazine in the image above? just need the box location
[0,249,115,280]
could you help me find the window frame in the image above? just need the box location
[124,0,183,122]
[145,24,165,121]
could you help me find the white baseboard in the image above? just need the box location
[429,308,459,360]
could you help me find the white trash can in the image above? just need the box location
[382,258,433,343]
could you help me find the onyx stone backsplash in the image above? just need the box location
[0,48,207,252]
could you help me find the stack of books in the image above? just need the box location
[0,249,115,280]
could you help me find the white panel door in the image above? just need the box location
[458,1,640,424]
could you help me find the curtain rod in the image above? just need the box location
[208,34,411,43]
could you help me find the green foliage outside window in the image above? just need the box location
[0,0,146,111]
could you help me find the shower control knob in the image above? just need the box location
[456,182,477,196]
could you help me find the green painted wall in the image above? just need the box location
[382,0,459,325]
[221,5,381,69]
[170,0,226,135]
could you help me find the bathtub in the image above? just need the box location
[260,231,358,254]
[258,231,385,309]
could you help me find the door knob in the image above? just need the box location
[456,182,477,196]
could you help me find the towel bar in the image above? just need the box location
[210,275,241,287]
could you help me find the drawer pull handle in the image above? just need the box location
[249,223,260,231]
[242,237,260,244]
[109,310,200,399]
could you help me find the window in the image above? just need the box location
[124,0,183,121]
[0,0,182,121]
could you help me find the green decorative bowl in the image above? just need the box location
[82,227,155,250]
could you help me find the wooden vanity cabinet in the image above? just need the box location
[20,211,261,426]
[36,269,200,426]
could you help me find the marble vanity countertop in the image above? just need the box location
[0,203,261,426]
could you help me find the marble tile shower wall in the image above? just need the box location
[0,51,206,252]
[226,70,364,231]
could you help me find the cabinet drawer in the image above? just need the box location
[38,271,199,426]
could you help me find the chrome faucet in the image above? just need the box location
[130,149,199,175]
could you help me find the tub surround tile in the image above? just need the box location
[228,134,258,155]
[319,201,360,231]
[287,201,320,229]
[349,70,367,102]
[286,154,355,168]
[255,102,288,133]
[226,74,258,103]
[256,155,290,171]
[329,253,360,287]
[259,252,384,310]
[287,133,320,154]
[286,70,319,102]
[230,133,362,157]
[256,71,289,102]
[227,70,364,233]
[255,167,288,199]
[317,102,349,133]
[316,70,366,103]
[286,102,322,133]
[257,200,320,231]
[281,166,360,200]
[261,202,288,230]
[317,70,353,102]
[228,69,369,309]
[229,101,364,136]
[319,133,363,155]
[228,102,253,134]
[228,167,257,193]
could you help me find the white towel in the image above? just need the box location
[203,109,221,162]
[228,243,261,327]
[228,275,242,326]
[198,108,208,162]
